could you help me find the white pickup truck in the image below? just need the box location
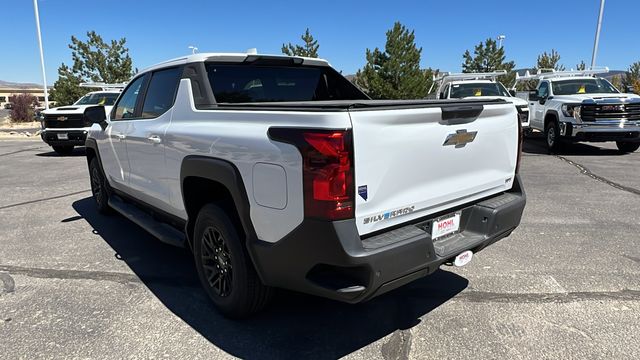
[41,85,123,154]
[515,68,640,152]
[82,53,526,317]
[433,71,530,130]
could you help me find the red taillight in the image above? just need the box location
[269,128,354,220]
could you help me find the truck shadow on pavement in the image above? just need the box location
[73,197,468,359]
[523,134,623,156]
[36,147,86,157]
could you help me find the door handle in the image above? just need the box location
[147,135,162,144]
[114,133,126,141]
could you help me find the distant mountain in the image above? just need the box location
[0,80,45,89]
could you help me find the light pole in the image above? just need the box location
[591,0,605,69]
[33,0,49,109]
[188,46,198,54]
[497,35,506,48]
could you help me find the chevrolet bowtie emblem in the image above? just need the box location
[57,116,68,121]
[443,129,477,148]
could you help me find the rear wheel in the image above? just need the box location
[53,146,74,155]
[544,120,562,152]
[616,141,640,153]
[89,158,112,215]
[193,204,272,318]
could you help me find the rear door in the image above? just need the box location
[349,102,518,235]
[125,67,182,212]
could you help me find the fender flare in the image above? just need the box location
[84,138,105,173]
[544,110,560,129]
[179,155,257,249]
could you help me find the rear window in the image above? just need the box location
[205,64,368,103]
[450,83,510,98]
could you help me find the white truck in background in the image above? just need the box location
[432,71,530,130]
[514,68,640,153]
[40,83,125,155]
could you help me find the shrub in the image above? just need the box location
[9,94,39,123]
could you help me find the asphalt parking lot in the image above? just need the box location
[0,135,638,359]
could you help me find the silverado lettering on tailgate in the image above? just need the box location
[363,206,415,224]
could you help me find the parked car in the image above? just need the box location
[84,52,526,318]
[514,68,640,152]
[432,71,530,130]
[40,84,124,155]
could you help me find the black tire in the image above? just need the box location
[89,158,113,215]
[194,204,272,318]
[53,146,74,155]
[616,141,640,153]
[544,120,562,153]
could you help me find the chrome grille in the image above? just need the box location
[580,103,640,122]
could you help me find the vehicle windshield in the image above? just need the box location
[551,78,619,95]
[206,64,369,103]
[74,92,119,106]
[449,82,511,98]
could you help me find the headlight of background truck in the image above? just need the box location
[561,104,581,119]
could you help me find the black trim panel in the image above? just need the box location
[179,156,259,258]
[248,175,526,303]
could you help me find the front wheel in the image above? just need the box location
[89,158,113,215]
[616,141,640,153]
[544,120,562,153]
[194,204,272,318]
[53,146,74,155]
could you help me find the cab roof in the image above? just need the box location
[140,52,331,74]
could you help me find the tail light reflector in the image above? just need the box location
[269,128,354,220]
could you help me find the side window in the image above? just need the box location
[113,75,146,120]
[141,67,182,118]
[538,82,549,98]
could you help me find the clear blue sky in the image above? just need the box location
[3,0,639,85]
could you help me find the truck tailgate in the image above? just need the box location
[349,102,518,236]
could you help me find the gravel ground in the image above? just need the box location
[0,136,638,359]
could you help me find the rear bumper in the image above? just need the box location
[41,129,88,146]
[560,121,640,142]
[249,175,526,303]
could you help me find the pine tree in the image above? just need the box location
[281,28,320,58]
[49,64,84,106]
[355,22,428,99]
[49,31,135,106]
[462,38,515,88]
[624,61,640,94]
[536,49,565,71]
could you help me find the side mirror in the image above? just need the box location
[528,90,539,101]
[85,105,106,125]
[509,90,516,97]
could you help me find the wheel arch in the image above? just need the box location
[544,110,560,130]
[180,156,256,253]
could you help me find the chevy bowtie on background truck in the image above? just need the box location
[432,71,530,131]
[40,83,124,155]
[514,68,640,152]
[83,52,526,318]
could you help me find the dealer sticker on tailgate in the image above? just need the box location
[431,212,461,241]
